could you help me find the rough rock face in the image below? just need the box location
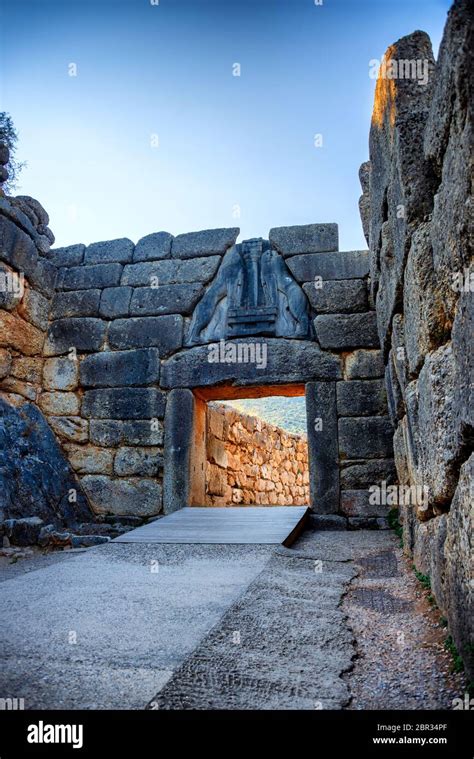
[360,0,473,676]
[0,398,92,526]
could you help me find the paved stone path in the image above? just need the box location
[0,529,464,710]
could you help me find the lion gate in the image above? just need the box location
[0,200,396,527]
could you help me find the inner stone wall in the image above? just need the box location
[359,0,473,676]
[205,402,309,506]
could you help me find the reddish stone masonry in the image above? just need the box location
[205,402,309,506]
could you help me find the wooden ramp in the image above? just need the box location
[113,506,309,545]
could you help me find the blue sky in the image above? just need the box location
[1,0,450,250]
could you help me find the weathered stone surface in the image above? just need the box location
[340,459,396,489]
[39,392,80,416]
[416,343,464,507]
[114,446,163,476]
[130,284,203,316]
[0,376,36,401]
[80,475,162,517]
[89,419,164,447]
[17,287,50,331]
[81,388,166,420]
[403,223,450,376]
[269,223,338,256]
[99,287,132,319]
[308,514,347,531]
[44,318,106,355]
[161,339,341,389]
[4,516,44,546]
[390,313,408,395]
[444,454,474,678]
[341,490,390,518]
[48,416,89,443]
[27,257,57,299]
[0,348,12,379]
[314,313,379,350]
[452,288,474,433]
[133,232,173,262]
[369,32,437,352]
[302,279,368,313]
[306,382,339,513]
[58,263,122,291]
[287,250,369,282]
[108,315,183,356]
[344,349,384,379]
[43,357,78,391]
[338,417,394,459]
[0,311,44,356]
[121,257,221,287]
[64,444,114,475]
[46,244,85,268]
[50,289,101,319]
[424,0,474,328]
[163,389,194,513]
[84,238,134,265]
[80,348,160,388]
[171,228,239,259]
[337,379,387,417]
[0,398,92,525]
[358,161,371,245]
[384,352,405,425]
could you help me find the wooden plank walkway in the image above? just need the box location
[113,506,309,545]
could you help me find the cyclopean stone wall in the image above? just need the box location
[205,402,309,506]
[0,195,396,525]
[359,0,473,676]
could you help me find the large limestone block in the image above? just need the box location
[43,357,79,391]
[171,228,239,259]
[302,279,368,313]
[130,283,204,316]
[80,348,160,388]
[114,446,163,476]
[161,339,341,389]
[58,263,122,291]
[81,475,162,517]
[403,223,450,377]
[444,454,474,678]
[416,343,464,507]
[121,257,221,287]
[269,223,338,256]
[84,238,134,265]
[50,290,101,319]
[313,313,379,350]
[64,444,114,475]
[82,388,166,420]
[344,349,384,379]
[133,232,173,262]
[336,379,387,417]
[44,318,106,355]
[108,315,183,356]
[0,311,44,356]
[287,250,369,282]
[338,417,394,459]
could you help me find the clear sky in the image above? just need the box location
[1,0,451,250]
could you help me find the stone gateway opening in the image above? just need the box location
[187,386,309,507]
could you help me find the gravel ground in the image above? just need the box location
[342,532,467,710]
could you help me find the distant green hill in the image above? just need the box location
[223,397,307,436]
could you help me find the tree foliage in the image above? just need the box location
[0,112,26,194]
